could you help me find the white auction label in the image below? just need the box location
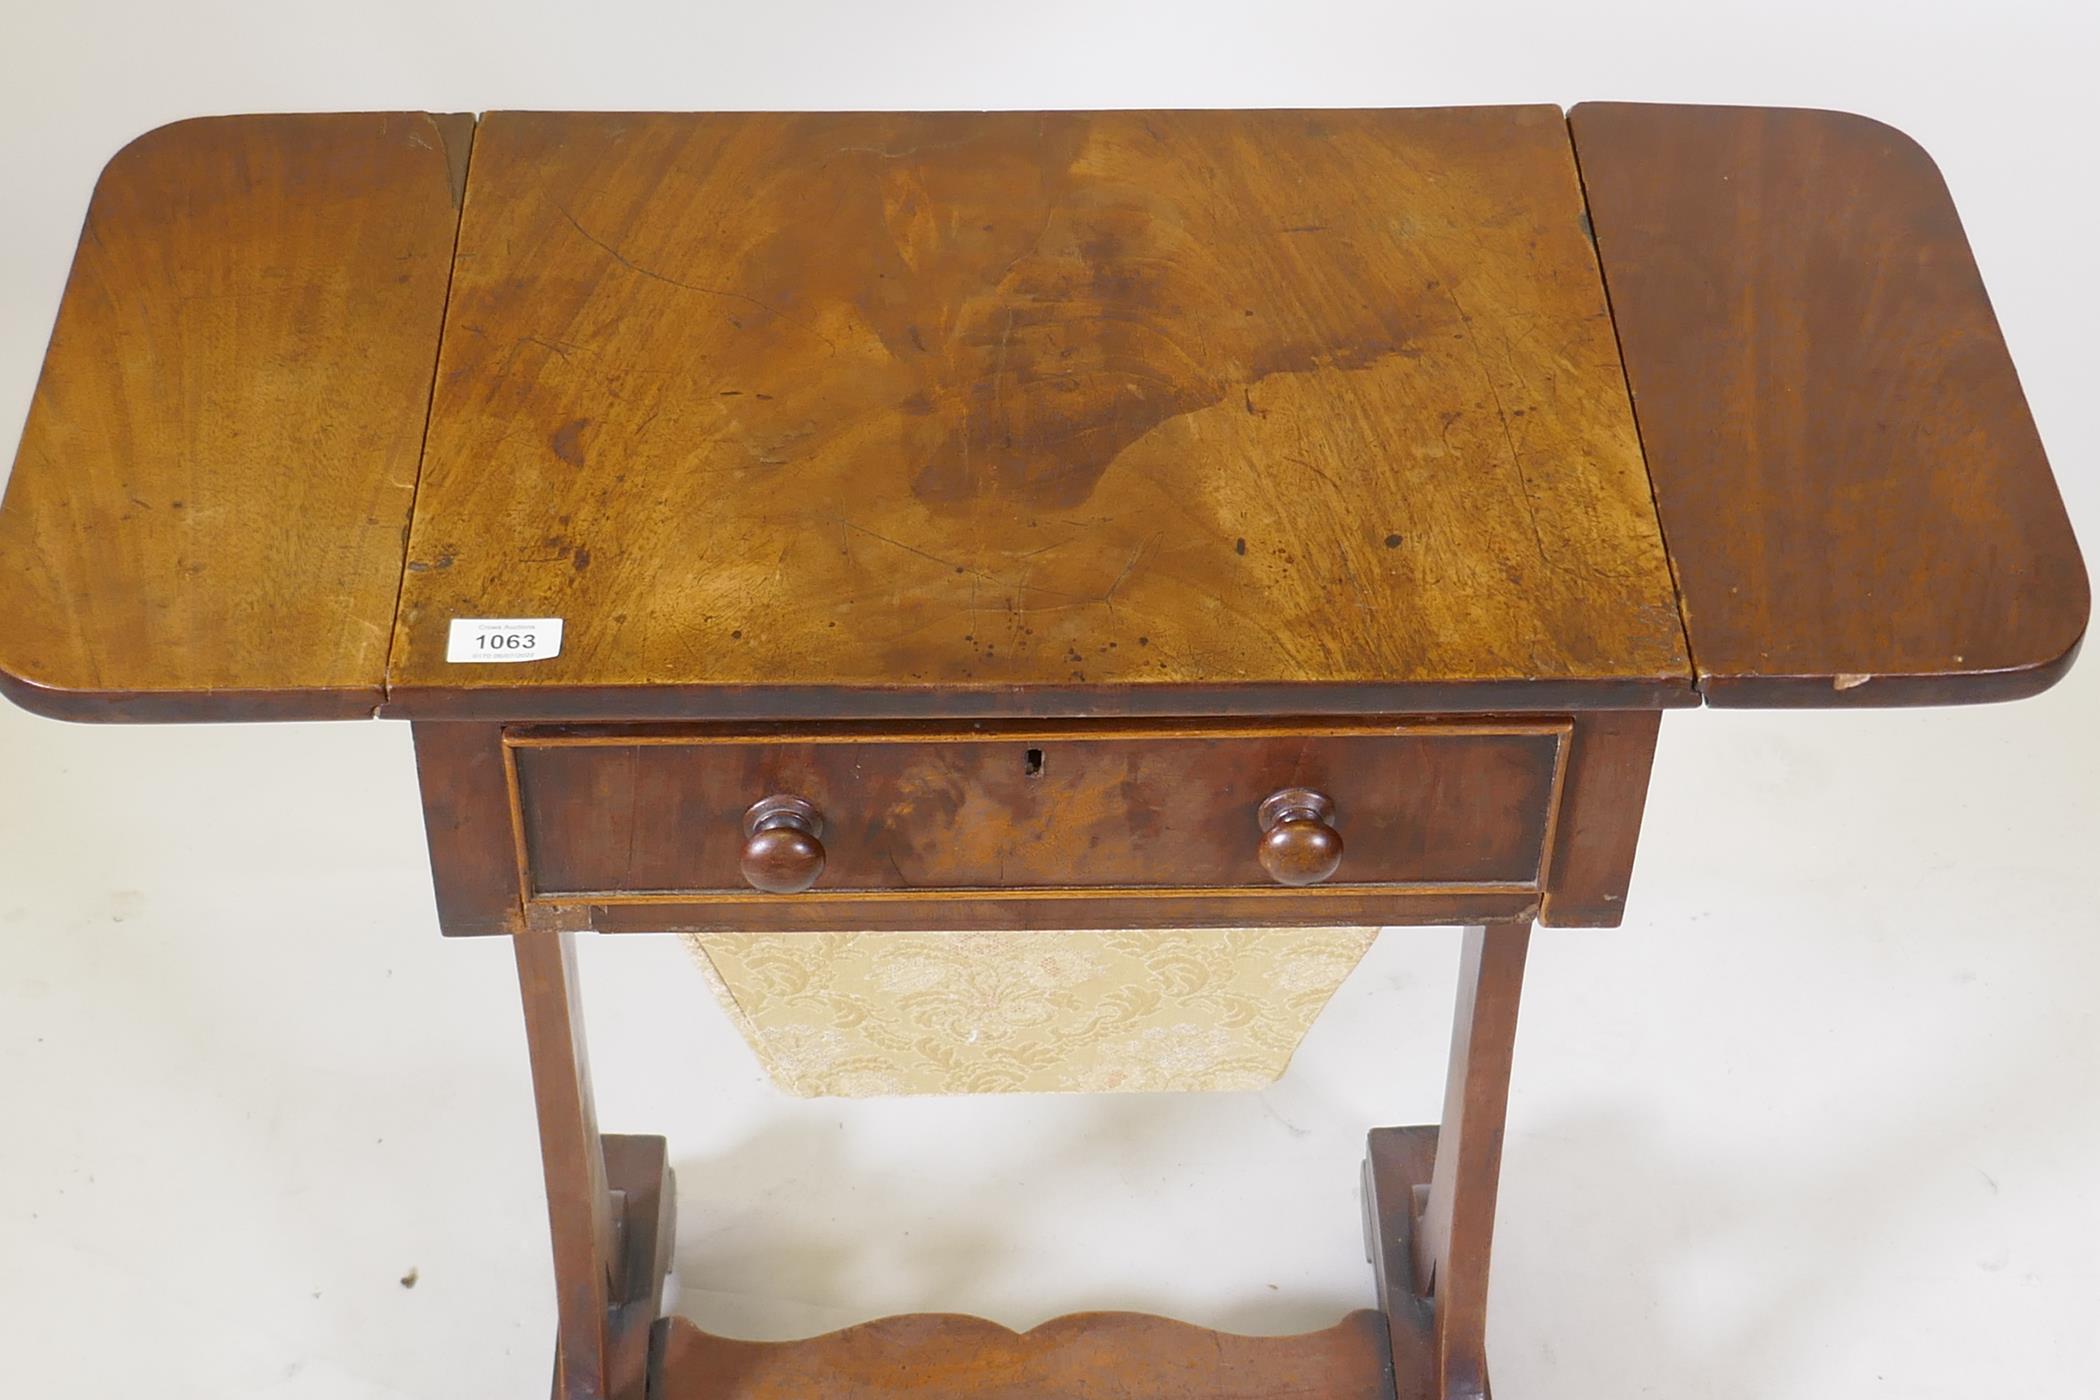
[446,617,564,663]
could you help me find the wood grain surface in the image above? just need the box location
[558,886,1542,936]
[509,721,1565,897]
[1412,922,1528,1399]
[401,710,1653,935]
[653,1308,1395,1400]
[9,106,2085,724]
[412,721,523,934]
[387,107,1690,719]
[1572,103,2089,706]
[513,927,616,1399]
[0,113,469,721]
[601,1134,676,1400]
[1539,709,1660,926]
[1364,1125,1442,1400]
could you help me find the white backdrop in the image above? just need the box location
[0,3,2094,1396]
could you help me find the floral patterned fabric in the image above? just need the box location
[682,927,1377,1097]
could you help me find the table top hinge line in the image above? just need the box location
[1564,109,1705,702]
[381,111,480,714]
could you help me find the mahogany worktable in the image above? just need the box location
[0,105,2086,1398]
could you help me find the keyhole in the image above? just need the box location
[1024,747,1044,777]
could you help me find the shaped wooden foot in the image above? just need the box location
[605,1134,676,1398]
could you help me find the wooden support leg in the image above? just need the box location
[515,927,676,1400]
[1363,922,1531,1400]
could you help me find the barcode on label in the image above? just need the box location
[446,617,564,664]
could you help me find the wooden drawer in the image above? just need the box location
[505,721,1571,914]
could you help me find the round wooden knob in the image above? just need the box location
[740,795,826,894]
[1257,787,1343,886]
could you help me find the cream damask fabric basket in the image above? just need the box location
[682,927,1378,1096]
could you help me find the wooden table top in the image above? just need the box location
[390,106,1686,718]
[0,104,2085,723]
[0,113,468,721]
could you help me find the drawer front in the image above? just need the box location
[507,721,1569,902]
